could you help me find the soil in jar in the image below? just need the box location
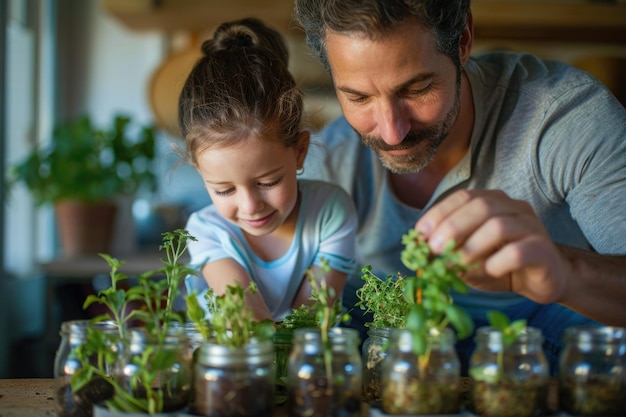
[469,377,549,417]
[363,362,384,406]
[287,374,362,417]
[382,377,459,415]
[191,374,274,417]
[56,377,114,417]
[559,374,626,416]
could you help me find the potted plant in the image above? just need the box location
[273,304,318,405]
[378,228,474,415]
[185,282,276,417]
[6,114,157,256]
[56,229,197,416]
[287,263,363,417]
[468,311,550,417]
[356,266,409,406]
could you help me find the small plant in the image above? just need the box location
[379,228,474,415]
[401,228,474,359]
[69,229,197,415]
[187,281,274,348]
[470,310,527,383]
[356,266,409,329]
[468,311,550,417]
[305,262,352,382]
[287,262,361,417]
[186,281,275,417]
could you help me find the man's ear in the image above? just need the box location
[460,10,474,67]
[296,131,310,169]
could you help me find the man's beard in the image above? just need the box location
[359,71,462,175]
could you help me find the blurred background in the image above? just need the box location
[1,0,625,378]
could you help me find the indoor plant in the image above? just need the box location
[468,311,550,417]
[185,282,275,417]
[6,114,157,256]
[379,228,474,415]
[61,229,196,416]
[287,263,362,417]
[356,266,409,406]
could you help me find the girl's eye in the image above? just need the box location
[259,178,282,188]
[213,188,234,197]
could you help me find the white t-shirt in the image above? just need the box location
[185,179,358,321]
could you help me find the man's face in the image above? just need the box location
[325,18,462,174]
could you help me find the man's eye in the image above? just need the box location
[406,83,432,95]
[347,95,368,104]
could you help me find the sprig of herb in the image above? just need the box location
[72,229,197,414]
[305,261,351,385]
[470,310,528,383]
[400,229,474,359]
[198,281,274,349]
[356,266,409,329]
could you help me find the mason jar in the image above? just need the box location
[191,338,275,417]
[559,325,626,416]
[469,326,550,417]
[119,326,192,413]
[361,327,392,406]
[272,329,294,405]
[54,320,117,417]
[287,328,362,417]
[381,327,460,415]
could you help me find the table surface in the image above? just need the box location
[0,378,560,417]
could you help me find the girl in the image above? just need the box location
[178,18,357,321]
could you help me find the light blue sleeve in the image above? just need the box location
[183,207,252,294]
[312,185,358,274]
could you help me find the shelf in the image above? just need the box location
[103,0,626,44]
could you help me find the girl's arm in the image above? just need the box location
[201,258,273,321]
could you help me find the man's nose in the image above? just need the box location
[376,100,411,146]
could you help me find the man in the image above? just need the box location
[294,0,626,372]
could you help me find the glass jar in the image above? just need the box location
[119,326,192,413]
[381,327,460,415]
[54,320,117,417]
[191,338,275,417]
[559,325,626,416]
[362,327,392,406]
[272,329,294,405]
[287,328,362,417]
[469,326,550,417]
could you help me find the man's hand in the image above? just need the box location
[415,189,569,304]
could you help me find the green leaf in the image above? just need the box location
[487,310,510,331]
[406,304,425,333]
[446,304,474,340]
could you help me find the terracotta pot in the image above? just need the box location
[55,200,118,257]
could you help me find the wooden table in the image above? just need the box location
[0,379,338,417]
[0,379,56,416]
[0,378,560,416]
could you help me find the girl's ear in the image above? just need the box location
[295,131,310,169]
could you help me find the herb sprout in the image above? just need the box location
[72,229,197,414]
[356,266,409,329]
[400,228,474,360]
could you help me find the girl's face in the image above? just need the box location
[195,132,309,238]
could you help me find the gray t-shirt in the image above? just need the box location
[303,51,626,318]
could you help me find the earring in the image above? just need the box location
[297,167,304,175]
